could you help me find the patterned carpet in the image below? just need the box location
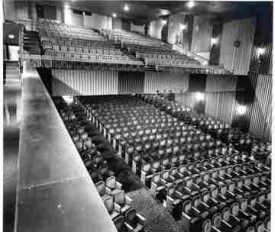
[127,188,186,232]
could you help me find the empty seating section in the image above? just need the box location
[53,97,145,232]
[102,29,230,74]
[138,94,271,164]
[18,19,230,74]
[19,19,143,67]
[70,94,271,232]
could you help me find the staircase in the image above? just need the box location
[23,31,42,55]
[3,61,21,86]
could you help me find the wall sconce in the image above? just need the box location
[236,104,247,115]
[180,23,187,31]
[8,34,15,39]
[195,92,205,101]
[161,20,167,25]
[211,37,219,46]
[256,47,266,58]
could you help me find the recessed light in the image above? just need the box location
[112,13,117,18]
[8,34,15,39]
[187,1,195,9]
[123,4,129,11]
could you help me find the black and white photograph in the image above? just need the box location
[1,0,273,232]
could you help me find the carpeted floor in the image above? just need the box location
[127,188,186,232]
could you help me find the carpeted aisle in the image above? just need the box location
[127,188,186,232]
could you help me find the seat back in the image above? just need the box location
[202,219,211,232]
[221,207,230,222]
[212,213,222,228]
[182,200,192,214]
[95,181,106,196]
[106,176,116,189]
[113,215,124,230]
[114,190,126,206]
[104,196,114,213]
[125,208,136,223]
[255,221,265,232]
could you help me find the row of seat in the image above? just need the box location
[138,94,271,163]
[77,96,227,177]
[75,95,270,232]
[54,97,145,232]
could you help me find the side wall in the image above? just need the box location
[219,17,256,75]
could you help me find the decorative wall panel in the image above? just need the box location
[249,74,272,141]
[220,18,256,75]
[51,69,118,96]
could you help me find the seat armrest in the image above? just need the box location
[257,202,267,210]
[160,178,167,185]
[226,190,235,197]
[221,220,232,228]
[192,183,200,190]
[192,206,201,214]
[167,195,174,202]
[248,205,258,214]
[178,173,184,178]
[201,202,210,208]
[218,194,226,201]
[240,170,247,175]
[243,185,251,191]
[114,202,121,212]
[232,171,240,176]
[239,209,249,218]
[182,211,191,220]
[210,198,218,204]
[116,181,122,190]
[175,190,183,198]
[184,186,192,193]
[231,215,240,222]
[126,196,133,205]
[169,175,176,181]
[105,187,112,195]
[145,174,153,180]
[173,198,182,206]
[251,183,259,189]
[136,214,146,224]
[211,226,222,232]
[125,222,134,231]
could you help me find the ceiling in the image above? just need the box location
[14,1,272,24]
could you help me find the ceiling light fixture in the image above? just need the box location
[8,34,15,39]
[187,1,195,9]
[123,4,129,11]
[112,13,117,18]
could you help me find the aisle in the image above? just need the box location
[127,188,186,232]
